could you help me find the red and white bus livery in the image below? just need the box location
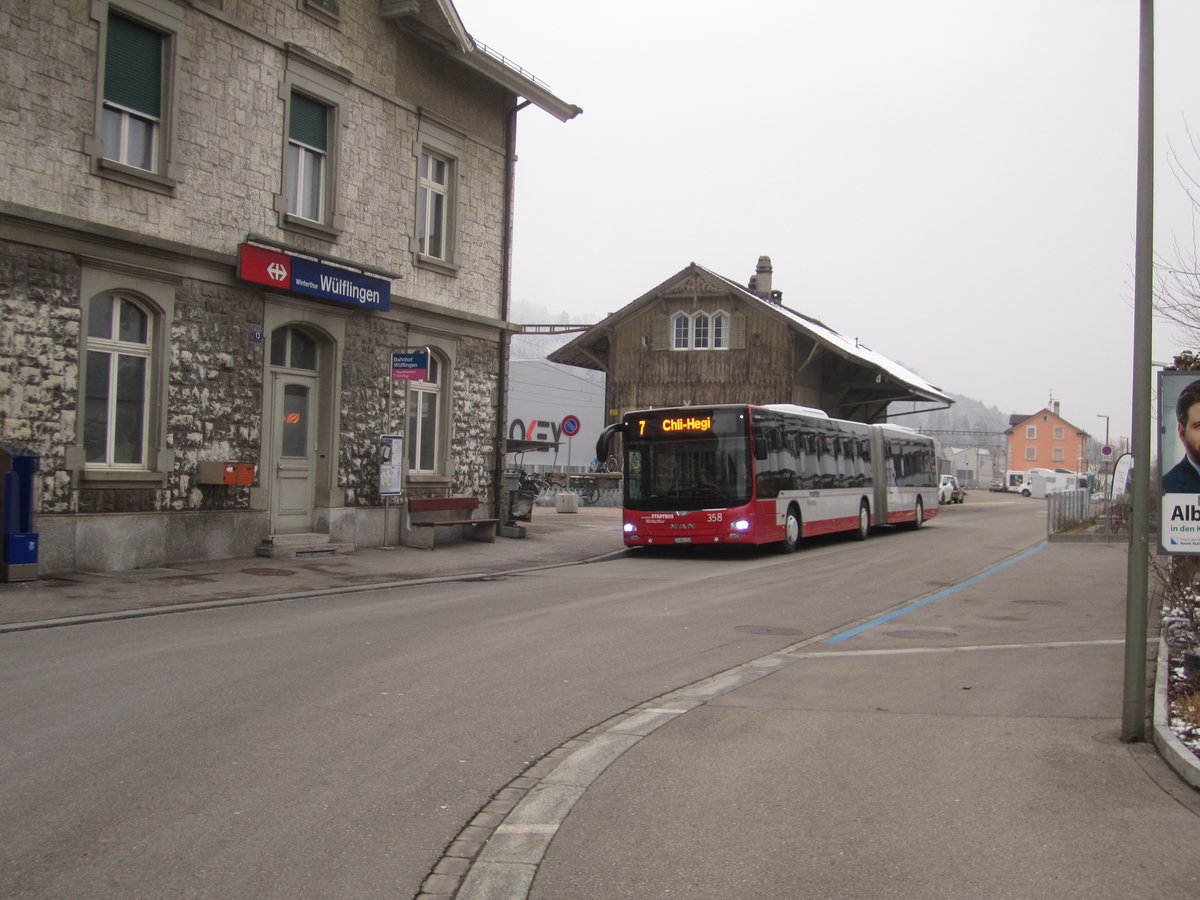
[601,403,938,551]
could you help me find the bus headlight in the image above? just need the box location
[732,519,751,532]
[623,522,637,534]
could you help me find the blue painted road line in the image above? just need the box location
[825,542,1049,643]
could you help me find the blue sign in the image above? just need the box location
[392,350,429,381]
[561,415,581,437]
[291,257,390,311]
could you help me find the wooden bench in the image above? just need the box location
[405,496,499,549]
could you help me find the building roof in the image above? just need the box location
[548,261,952,406]
[1006,408,1089,435]
[400,1,582,122]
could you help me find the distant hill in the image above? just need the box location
[889,394,1011,441]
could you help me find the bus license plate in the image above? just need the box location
[674,537,692,544]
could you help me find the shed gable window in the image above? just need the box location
[671,310,730,350]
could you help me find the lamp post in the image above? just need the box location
[1123,0,1154,744]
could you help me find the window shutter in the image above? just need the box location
[651,316,669,349]
[290,93,329,151]
[105,14,162,117]
[730,314,747,349]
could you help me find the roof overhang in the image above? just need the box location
[384,0,581,122]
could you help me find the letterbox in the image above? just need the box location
[198,462,256,485]
[0,443,39,580]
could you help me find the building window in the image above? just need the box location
[673,313,690,349]
[408,354,444,474]
[102,14,162,171]
[1025,447,1037,461]
[270,326,319,370]
[1052,447,1065,462]
[417,151,452,261]
[671,310,730,350]
[1053,425,1064,441]
[89,3,183,192]
[713,312,728,349]
[1026,425,1037,440]
[84,294,152,467]
[286,92,329,222]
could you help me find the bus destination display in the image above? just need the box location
[637,413,714,436]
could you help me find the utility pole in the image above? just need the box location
[1123,0,1154,743]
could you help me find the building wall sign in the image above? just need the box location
[238,242,390,311]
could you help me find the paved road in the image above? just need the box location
[3,494,1190,899]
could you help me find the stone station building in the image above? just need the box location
[0,0,579,574]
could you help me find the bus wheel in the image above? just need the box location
[910,498,925,529]
[855,501,870,540]
[777,507,801,553]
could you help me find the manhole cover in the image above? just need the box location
[884,627,958,639]
[241,568,297,577]
[735,625,803,635]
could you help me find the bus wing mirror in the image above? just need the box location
[752,430,768,461]
[596,422,625,462]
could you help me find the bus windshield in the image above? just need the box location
[624,408,753,511]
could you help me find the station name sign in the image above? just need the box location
[238,243,390,311]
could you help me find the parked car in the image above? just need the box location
[939,475,963,504]
[988,480,1005,492]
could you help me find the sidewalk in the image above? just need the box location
[0,505,624,631]
[442,539,1200,900]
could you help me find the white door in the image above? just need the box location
[271,373,317,533]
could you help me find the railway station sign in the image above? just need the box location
[238,242,390,311]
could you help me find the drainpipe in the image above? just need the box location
[494,100,531,519]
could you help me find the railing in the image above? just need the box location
[472,40,552,90]
[1047,489,1131,538]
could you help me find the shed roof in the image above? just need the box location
[548,262,951,406]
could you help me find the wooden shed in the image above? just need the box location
[548,257,951,425]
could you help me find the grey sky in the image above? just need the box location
[457,0,1200,441]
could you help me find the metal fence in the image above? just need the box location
[1047,489,1131,538]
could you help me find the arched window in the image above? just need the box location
[712,311,729,349]
[84,293,152,466]
[672,312,691,350]
[670,310,729,350]
[407,351,444,473]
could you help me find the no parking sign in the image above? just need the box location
[561,415,581,437]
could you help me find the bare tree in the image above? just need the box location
[1157,127,1200,344]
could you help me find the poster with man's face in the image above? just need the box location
[1159,372,1200,554]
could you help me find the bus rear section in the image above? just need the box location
[870,424,939,528]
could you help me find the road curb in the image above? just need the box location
[1153,635,1200,790]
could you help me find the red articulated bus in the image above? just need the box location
[598,403,938,551]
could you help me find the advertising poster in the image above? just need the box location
[379,434,403,497]
[1159,371,1200,554]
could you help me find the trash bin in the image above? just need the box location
[0,443,39,582]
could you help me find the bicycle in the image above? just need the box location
[593,455,621,474]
